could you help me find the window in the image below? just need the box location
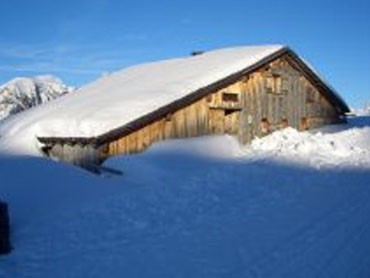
[300,117,309,130]
[165,113,172,121]
[222,92,238,102]
[306,87,315,103]
[266,76,282,95]
[260,118,270,134]
[266,77,274,94]
[281,78,289,94]
[241,75,250,83]
[281,119,289,129]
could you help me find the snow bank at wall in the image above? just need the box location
[139,116,370,170]
[240,124,370,169]
[107,117,370,170]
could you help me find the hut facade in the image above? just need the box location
[37,45,349,168]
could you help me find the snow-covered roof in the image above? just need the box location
[0,45,283,137]
[0,45,349,155]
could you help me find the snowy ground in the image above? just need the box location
[0,117,370,278]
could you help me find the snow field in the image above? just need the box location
[0,117,369,277]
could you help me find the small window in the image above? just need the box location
[306,87,315,103]
[281,118,289,129]
[165,113,172,121]
[301,117,309,130]
[266,76,281,95]
[241,75,250,83]
[281,78,289,94]
[225,109,237,116]
[266,77,274,93]
[222,92,238,102]
[260,118,270,134]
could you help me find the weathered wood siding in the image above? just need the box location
[105,55,343,157]
[46,143,104,169]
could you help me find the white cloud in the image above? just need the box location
[0,40,147,84]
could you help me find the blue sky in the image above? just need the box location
[0,0,369,108]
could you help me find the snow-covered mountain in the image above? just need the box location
[0,75,73,121]
[352,101,370,116]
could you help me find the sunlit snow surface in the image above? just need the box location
[0,117,370,278]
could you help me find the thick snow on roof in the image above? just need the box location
[0,45,283,155]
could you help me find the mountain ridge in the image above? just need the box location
[0,75,73,121]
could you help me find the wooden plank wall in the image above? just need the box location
[105,55,342,158]
[48,143,103,167]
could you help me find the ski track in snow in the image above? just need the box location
[0,117,370,278]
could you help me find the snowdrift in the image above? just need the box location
[242,125,370,169]
[0,117,370,277]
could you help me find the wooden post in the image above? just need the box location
[0,200,11,255]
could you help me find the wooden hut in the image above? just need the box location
[37,45,349,168]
